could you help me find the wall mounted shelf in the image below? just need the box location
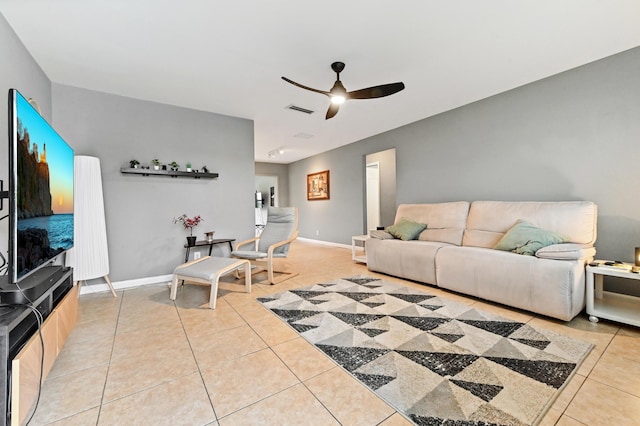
[120,168,219,179]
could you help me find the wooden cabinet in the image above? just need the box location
[10,284,78,425]
[55,285,79,352]
[0,267,76,426]
[10,314,57,425]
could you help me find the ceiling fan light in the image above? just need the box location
[331,95,345,105]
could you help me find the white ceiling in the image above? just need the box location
[1,1,639,164]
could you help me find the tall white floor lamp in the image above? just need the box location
[67,155,117,297]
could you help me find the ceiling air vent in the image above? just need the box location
[293,132,314,139]
[285,104,315,115]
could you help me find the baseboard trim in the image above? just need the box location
[79,239,350,296]
[297,237,351,250]
[79,274,172,295]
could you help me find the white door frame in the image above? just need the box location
[366,162,380,232]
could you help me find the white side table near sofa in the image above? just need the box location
[352,235,369,264]
[586,261,640,326]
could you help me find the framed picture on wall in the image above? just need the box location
[307,170,330,200]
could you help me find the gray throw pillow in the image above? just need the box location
[494,219,566,256]
[385,219,427,241]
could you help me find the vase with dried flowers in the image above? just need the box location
[173,214,203,246]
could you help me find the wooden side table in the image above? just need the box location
[352,235,369,264]
[586,261,640,326]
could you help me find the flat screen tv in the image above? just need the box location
[7,88,74,285]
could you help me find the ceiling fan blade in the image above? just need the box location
[326,103,340,119]
[347,82,405,100]
[281,77,331,96]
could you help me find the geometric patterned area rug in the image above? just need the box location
[258,277,593,426]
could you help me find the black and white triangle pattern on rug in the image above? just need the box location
[258,277,593,426]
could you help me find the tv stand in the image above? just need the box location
[0,266,76,426]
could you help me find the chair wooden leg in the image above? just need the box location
[243,262,252,293]
[267,260,298,285]
[170,275,179,300]
[268,263,274,284]
[209,272,222,309]
[104,275,117,297]
[233,258,293,285]
[234,261,264,280]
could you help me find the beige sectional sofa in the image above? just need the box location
[366,201,598,321]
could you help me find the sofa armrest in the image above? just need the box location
[369,230,395,239]
[535,243,596,261]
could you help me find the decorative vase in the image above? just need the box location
[186,236,197,247]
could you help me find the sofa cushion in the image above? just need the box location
[494,220,566,256]
[367,239,447,285]
[418,228,465,245]
[535,243,596,260]
[436,245,586,321]
[463,201,598,248]
[395,202,469,245]
[386,219,427,241]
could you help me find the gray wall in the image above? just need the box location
[0,14,52,267]
[0,12,258,288]
[290,147,369,242]
[52,84,255,283]
[1,14,255,287]
[290,46,640,269]
[255,162,290,207]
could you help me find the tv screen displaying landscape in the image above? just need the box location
[12,90,74,281]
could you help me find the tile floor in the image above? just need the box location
[25,240,640,425]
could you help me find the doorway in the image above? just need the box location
[365,148,396,232]
[366,162,380,231]
[255,175,278,234]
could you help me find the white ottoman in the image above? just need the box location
[170,256,251,309]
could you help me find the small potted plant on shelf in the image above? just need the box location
[129,159,140,168]
[186,162,192,172]
[169,161,179,171]
[152,159,161,170]
[173,214,203,247]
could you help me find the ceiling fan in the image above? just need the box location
[282,62,405,119]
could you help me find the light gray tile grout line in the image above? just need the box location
[95,288,124,426]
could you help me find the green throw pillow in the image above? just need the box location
[494,220,567,256]
[385,219,427,241]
